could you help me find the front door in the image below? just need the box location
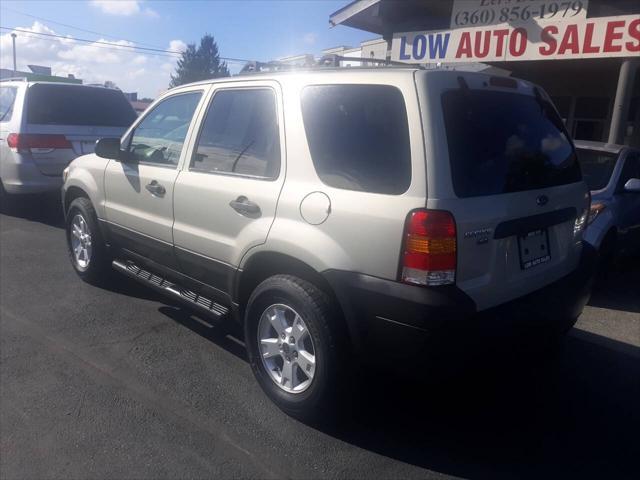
[104,89,205,267]
[172,83,285,294]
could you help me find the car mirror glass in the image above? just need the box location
[623,178,640,193]
[94,137,122,160]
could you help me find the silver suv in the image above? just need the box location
[0,80,136,198]
[62,68,596,420]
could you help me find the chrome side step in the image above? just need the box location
[112,259,229,320]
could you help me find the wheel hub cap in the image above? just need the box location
[257,304,316,394]
[70,214,92,269]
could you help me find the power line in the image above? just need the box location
[0,27,179,59]
[1,26,254,64]
[0,5,171,51]
[1,27,183,55]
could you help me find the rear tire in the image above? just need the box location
[244,275,346,422]
[66,197,111,285]
[0,180,12,212]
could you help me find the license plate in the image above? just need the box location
[518,229,551,270]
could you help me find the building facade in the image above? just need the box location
[330,0,640,147]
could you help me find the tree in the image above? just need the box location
[170,34,229,87]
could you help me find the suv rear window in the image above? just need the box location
[442,89,581,198]
[301,85,411,195]
[26,84,137,127]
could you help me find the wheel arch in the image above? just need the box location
[234,251,335,309]
[64,186,90,215]
[233,251,353,348]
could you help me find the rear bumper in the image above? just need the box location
[1,152,63,194]
[323,243,597,357]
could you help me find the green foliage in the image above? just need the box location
[170,34,230,88]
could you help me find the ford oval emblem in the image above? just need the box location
[536,195,549,206]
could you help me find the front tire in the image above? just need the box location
[244,275,346,422]
[66,197,110,284]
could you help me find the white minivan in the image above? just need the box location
[0,80,136,198]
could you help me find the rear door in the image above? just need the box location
[615,151,640,252]
[23,83,137,175]
[104,88,205,267]
[172,81,285,294]
[418,72,587,311]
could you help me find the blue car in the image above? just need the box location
[575,140,640,264]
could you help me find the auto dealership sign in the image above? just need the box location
[392,4,640,63]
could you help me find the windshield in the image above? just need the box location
[576,148,619,191]
[26,84,137,127]
[441,89,581,198]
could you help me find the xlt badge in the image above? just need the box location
[464,228,492,245]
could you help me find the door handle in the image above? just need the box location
[145,180,166,196]
[229,196,261,218]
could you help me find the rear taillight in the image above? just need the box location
[7,133,71,151]
[574,190,591,236]
[401,209,457,286]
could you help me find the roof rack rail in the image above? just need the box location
[317,54,422,68]
[240,54,423,74]
[0,76,28,82]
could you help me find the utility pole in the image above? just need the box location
[11,33,17,75]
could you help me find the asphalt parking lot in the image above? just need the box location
[1,196,638,480]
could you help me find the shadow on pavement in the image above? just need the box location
[588,255,640,314]
[329,332,639,479]
[158,305,248,362]
[157,302,639,479]
[0,192,65,229]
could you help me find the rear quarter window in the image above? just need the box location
[301,85,411,195]
[0,86,18,122]
[26,84,137,127]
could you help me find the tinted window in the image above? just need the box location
[301,85,411,195]
[619,153,640,187]
[26,84,136,127]
[191,89,280,179]
[442,90,581,198]
[576,148,618,190]
[0,87,17,122]
[128,92,202,166]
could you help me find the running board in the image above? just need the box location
[112,259,229,320]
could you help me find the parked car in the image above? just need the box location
[575,140,640,264]
[0,80,137,199]
[62,68,596,420]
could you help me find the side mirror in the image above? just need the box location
[623,178,640,193]
[95,137,122,160]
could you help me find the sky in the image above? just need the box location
[0,0,375,98]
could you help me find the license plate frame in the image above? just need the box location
[517,229,551,270]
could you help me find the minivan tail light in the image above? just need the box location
[401,209,456,286]
[7,133,71,151]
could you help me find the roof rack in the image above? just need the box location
[0,76,28,82]
[318,54,422,67]
[240,54,422,74]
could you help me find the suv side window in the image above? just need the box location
[618,152,640,189]
[0,86,18,123]
[127,92,202,167]
[301,85,411,195]
[190,89,281,179]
